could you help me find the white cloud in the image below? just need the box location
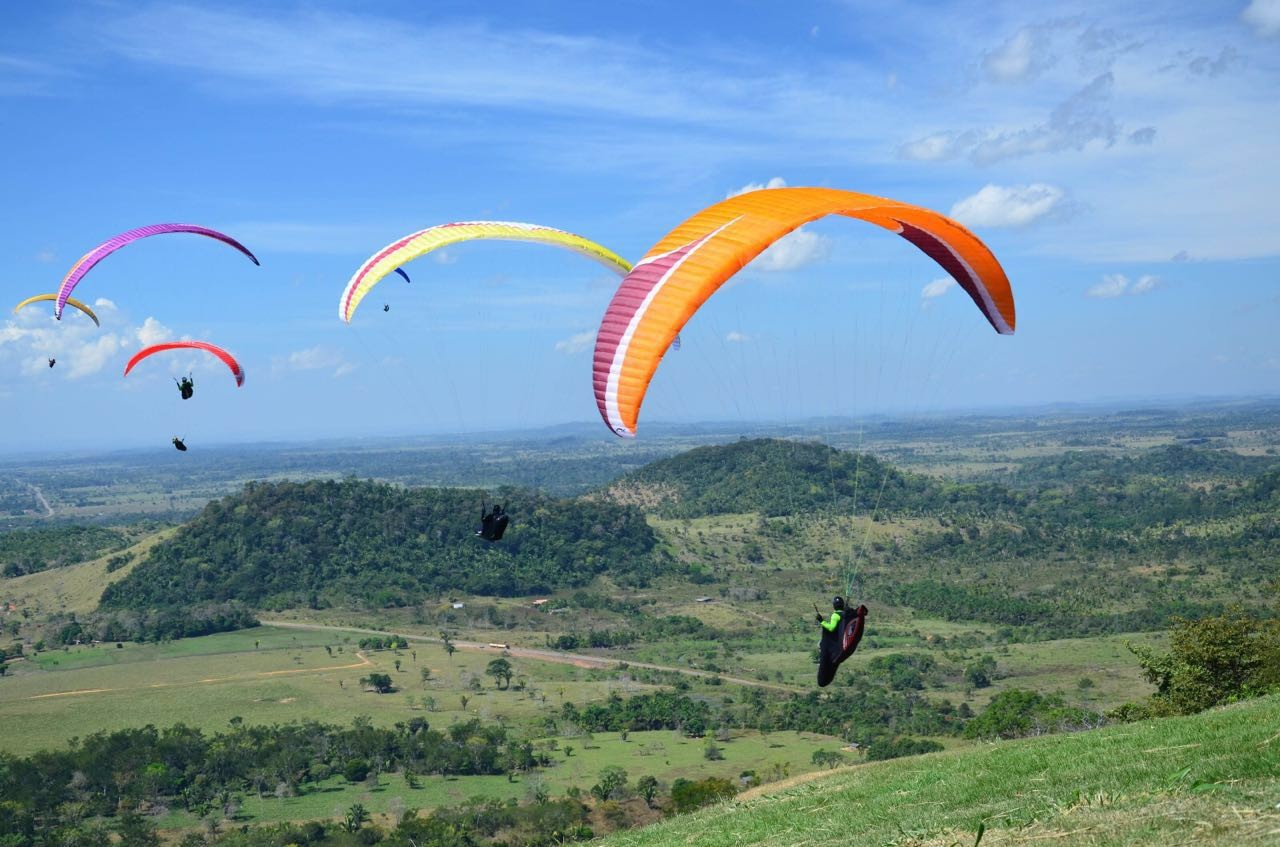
[1130,274,1162,295]
[1086,274,1130,298]
[1243,0,1280,37]
[554,330,595,354]
[432,249,458,265]
[135,316,173,347]
[898,132,966,162]
[728,176,786,198]
[921,278,957,300]
[983,28,1051,83]
[751,228,829,272]
[1085,273,1163,298]
[274,345,355,377]
[725,331,750,343]
[950,183,1065,228]
[34,249,56,263]
[0,306,160,380]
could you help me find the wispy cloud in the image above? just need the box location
[554,330,594,354]
[728,176,787,198]
[0,53,68,97]
[983,26,1056,83]
[1085,274,1129,299]
[273,345,355,378]
[1242,0,1280,37]
[921,278,957,300]
[725,331,750,343]
[749,228,829,272]
[94,5,868,134]
[229,221,399,255]
[1085,273,1161,298]
[950,183,1065,228]
[902,73,1128,165]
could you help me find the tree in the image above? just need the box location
[361,672,393,693]
[116,811,160,847]
[420,667,433,687]
[486,657,514,690]
[344,760,371,783]
[811,750,844,769]
[441,631,457,661]
[394,659,402,672]
[637,775,659,808]
[670,777,736,814]
[964,656,996,689]
[343,803,369,833]
[590,766,628,801]
[1130,608,1280,715]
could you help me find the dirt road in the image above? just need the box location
[260,619,805,694]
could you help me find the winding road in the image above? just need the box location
[27,484,53,518]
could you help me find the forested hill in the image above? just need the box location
[101,479,663,611]
[599,438,1008,519]
[0,526,127,577]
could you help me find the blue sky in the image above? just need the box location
[2,1,1278,451]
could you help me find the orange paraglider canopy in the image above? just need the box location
[593,187,1015,437]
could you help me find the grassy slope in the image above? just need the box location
[604,695,1280,847]
[0,528,175,615]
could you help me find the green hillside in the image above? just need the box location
[101,479,665,611]
[601,438,1013,518]
[605,694,1280,847]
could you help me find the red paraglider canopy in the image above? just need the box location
[123,341,245,387]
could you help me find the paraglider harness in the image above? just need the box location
[47,358,56,368]
[476,502,510,542]
[176,375,194,400]
[815,597,868,687]
[172,436,188,452]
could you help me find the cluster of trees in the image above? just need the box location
[1121,604,1280,719]
[962,689,1103,740]
[44,603,258,645]
[547,615,717,651]
[558,687,971,761]
[357,635,408,650]
[99,479,667,614]
[877,580,1223,641]
[0,525,126,577]
[609,439,934,519]
[190,797,592,847]
[0,716,540,845]
[560,691,715,736]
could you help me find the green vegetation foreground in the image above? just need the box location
[605,694,1280,847]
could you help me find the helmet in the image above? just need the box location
[832,596,845,611]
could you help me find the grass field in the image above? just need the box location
[153,729,839,832]
[0,625,748,756]
[603,694,1280,847]
[1,527,175,615]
